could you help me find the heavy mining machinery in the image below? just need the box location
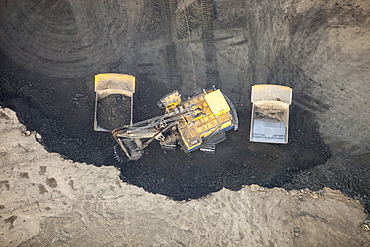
[94,73,239,162]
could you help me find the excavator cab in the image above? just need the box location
[157,90,182,111]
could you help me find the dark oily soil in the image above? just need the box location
[0,0,369,215]
[0,57,332,202]
[118,78,332,201]
[96,94,131,131]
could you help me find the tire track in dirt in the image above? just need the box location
[153,0,221,89]
[0,0,83,77]
[0,0,141,78]
[152,0,183,90]
[199,0,221,88]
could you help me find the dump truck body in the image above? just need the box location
[250,84,292,144]
[94,73,135,132]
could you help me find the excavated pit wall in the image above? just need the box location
[0,0,369,213]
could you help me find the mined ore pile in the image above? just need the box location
[96,94,131,130]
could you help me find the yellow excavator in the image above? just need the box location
[94,73,238,162]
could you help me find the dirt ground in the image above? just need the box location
[0,0,370,245]
[0,107,369,246]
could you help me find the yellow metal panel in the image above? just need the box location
[204,89,230,117]
[95,73,135,97]
[188,142,201,151]
[206,119,218,129]
[251,84,292,104]
[198,124,209,133]
[161,91,182,109]
[200,129,215,139]
[195,119,205,128]
[221,120,232,130]
[217,114,231,125]
[203,115,211,122]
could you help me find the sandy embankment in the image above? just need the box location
[0,107,369,246]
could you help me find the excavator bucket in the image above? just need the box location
[94,73,135,132]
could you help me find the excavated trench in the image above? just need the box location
[0,0,369,213]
